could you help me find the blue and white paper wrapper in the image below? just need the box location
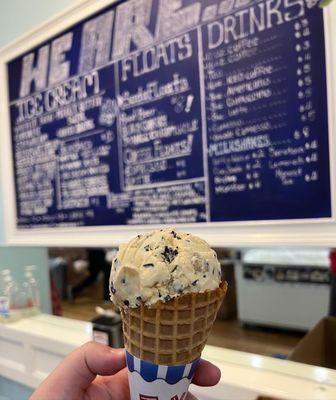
[126,351,199,400]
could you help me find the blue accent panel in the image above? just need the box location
[127,353,198,384]
[187,359,200,380]
[126,351,134,372]
[140,359,159,383]
[0,376,33,400]
[166,365,186,385]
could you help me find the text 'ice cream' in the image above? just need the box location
[109,228,222,308]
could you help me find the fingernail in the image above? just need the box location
[110,348,125,355]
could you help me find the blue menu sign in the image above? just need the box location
[6,0,331,229]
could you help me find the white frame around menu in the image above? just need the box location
[0,0,336,248]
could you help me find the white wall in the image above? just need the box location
[0,2,77,398]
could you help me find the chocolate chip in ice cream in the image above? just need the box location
[113,258,121,271]
[171,230,181,240]
[136,296,142,306]
[162,246,178,263]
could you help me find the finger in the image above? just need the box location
[98,367,131,400]
[31,342,125,400]
[60,342,125,385]
[192,359,221,387]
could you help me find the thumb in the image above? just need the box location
[31,341,125,400]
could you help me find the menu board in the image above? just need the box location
[1,0,334,244]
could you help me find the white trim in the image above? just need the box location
[3,220,336,247]
[133,355,141,372]
[183,363,192,377]
[324,2,336,225]
[157,364,168,379]
[0,1,335,247]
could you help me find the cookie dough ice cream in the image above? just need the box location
[110,228,222,308]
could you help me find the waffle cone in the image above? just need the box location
[121,281,227,365]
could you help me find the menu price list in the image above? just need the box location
[7,0,331,229]
[117,30,205,189]
[202,3,330,221]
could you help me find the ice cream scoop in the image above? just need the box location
[109,228,222,309]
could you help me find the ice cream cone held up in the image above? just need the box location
[110,228,227,399]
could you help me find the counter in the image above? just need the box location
[1,314,336,399]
